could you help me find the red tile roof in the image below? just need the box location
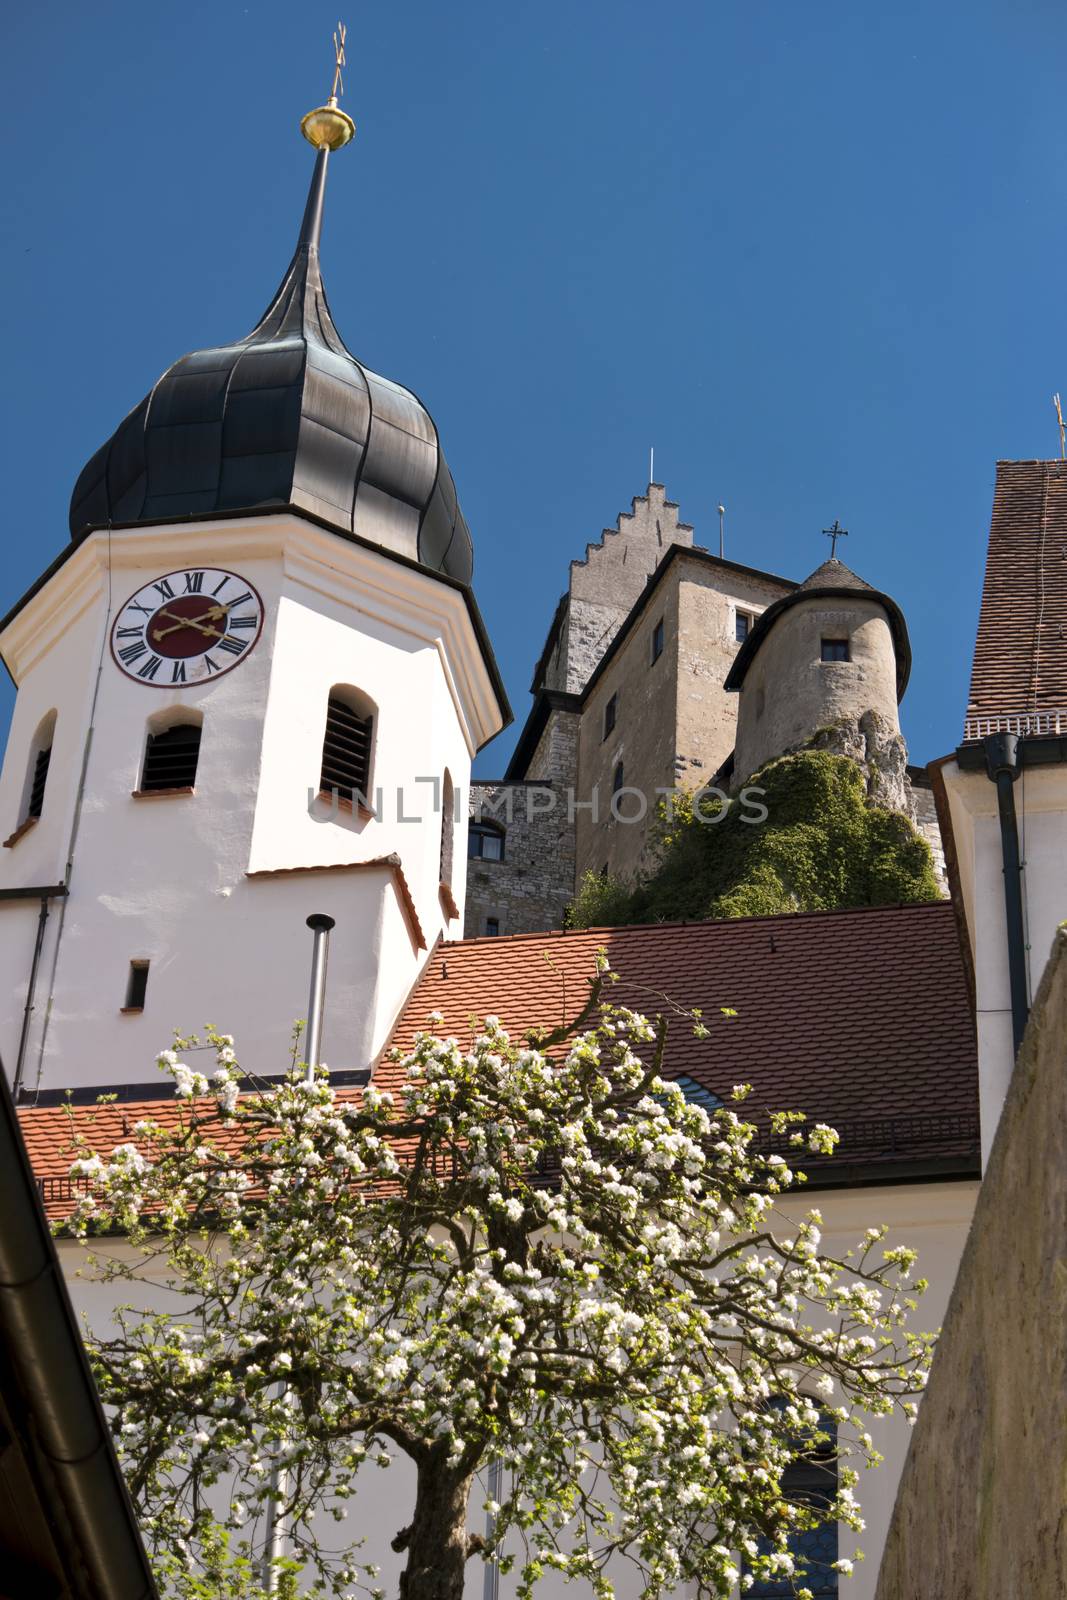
[20,904,978,1217]
[382,902,978,1177]
[966,460,1067,737]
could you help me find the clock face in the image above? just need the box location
[111,568,265,687]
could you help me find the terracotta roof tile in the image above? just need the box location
[966,459,1067,734]
[21,906,977,1216]
[382,903,978,1175]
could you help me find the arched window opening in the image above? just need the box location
[744,1407,838,1597]
[22,711,56,826]
[440,770,456,890]
[468,819,505,862]
[320,687,376,812]
[140,718,202,793]
[28,746,52,819]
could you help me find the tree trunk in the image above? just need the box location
[397,1456,475,1600]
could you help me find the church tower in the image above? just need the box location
[0,79,508,1100]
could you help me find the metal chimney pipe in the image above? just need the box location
[262,912,337,1590]
[304,913,335,1079]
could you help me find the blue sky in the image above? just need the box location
[2,1,1064,774]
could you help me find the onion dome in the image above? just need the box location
[725,556,911,697]
[69,96,473,584]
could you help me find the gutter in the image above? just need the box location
[0,1065,157,1599]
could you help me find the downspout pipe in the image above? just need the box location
[983,732,1029,1054]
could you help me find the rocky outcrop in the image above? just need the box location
[808,710,912,816]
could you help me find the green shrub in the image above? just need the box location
[565,750,941,929]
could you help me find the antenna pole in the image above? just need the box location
[649,446,654,485]
[717,504,725,560]
[1055,394,1065,461]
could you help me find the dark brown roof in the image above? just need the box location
[382,902,978,1181]
[798,557,874,593]
[965,460,1067,736]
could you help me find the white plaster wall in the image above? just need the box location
[733,599,900,786]
[0,516,501,1097]
[773,1180,976,1600]
[58,1177,974,1600]
[941,759,1067,1164]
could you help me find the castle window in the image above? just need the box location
[736,610,753,642]
[821,637,850,663]
[469,820,505,861]
[320,688,375,811]
[612,761,625,795]
[140,722,201,793]
[122,961,150,1014]
[485,917,501,937]
[6,711,57,847]
[603,693,617,739]
[651,618,665,663]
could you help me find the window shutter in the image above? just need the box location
[141,725,201,792]
[321,698,373,803]
[27,746,51,819]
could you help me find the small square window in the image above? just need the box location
[821,637,850,662]
[735,610,753,643]
[485,917,500,937]
[603,693,617,739]
[651,619,665,663]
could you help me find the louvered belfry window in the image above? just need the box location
[27,745,52,819]
[141,724,201,792]
[321,697,373,806]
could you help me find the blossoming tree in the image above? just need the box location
[67,965,932,1600]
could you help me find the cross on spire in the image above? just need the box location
[823,519,848,560]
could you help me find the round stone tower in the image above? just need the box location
[725,556,911,789]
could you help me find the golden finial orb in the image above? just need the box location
[301,22,356,151]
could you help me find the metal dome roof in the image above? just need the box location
[68,146,474,585]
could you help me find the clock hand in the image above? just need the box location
[151,605,228,641]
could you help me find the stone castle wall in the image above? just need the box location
[875,928,1067,1600]
[464,779,576,938]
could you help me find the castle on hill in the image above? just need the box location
[466,483,946,938]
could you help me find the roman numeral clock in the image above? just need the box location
[110,569,265,685]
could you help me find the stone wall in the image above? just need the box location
[908,771,947,894]
[675,560,793,789]
[733,596,901,787]
[574,553,795,885]
[546,485,693,695]
[875,927,1067,1600]
[464,780,575,937]
[575,566,682,884]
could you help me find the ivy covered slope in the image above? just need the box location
[568,749,941,929]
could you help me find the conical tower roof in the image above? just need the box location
[724,554,911,697]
